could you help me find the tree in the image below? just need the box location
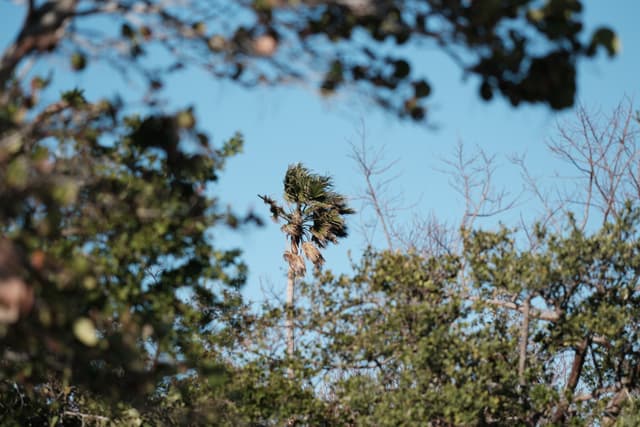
[461,206,640,425]
[0,84,257,423]
[260,163,354,362]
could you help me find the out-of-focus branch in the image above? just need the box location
[0,0,79,88]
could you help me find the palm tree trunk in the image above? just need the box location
[286,267,295,377]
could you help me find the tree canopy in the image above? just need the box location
[291,204,640,425]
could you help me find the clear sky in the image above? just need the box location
[1,1,639,305]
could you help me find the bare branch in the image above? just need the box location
[348,120,402,251]
[545,98,639,227]
[551,337,590,424]
[439,140,520,234]
[572,385,618,403]
[62,410,110,424]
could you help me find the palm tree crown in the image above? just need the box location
[260,163,355,276]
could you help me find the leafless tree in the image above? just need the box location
[441,140,520,235]
[513,98,640,233]
[348,122,404,251]
[350,128,519,258]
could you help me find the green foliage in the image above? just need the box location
[4,88,640,424]
[279,204,640,425]
[0,79,252,422]
[462,206,640,423]
[297,250,531,425]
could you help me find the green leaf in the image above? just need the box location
[6,156,28,188]
[70,52,87,71]
[589,27,620,57]
[73,318,99,347]
[52,179,79,205]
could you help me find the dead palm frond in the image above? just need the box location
[302,241,325,269]
[283,251,306,276]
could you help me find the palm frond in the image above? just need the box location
[284,163,339,205]
[283,251,306,277]
[258,194,286,222]
[302,241,324,269]
[283,163,312,204]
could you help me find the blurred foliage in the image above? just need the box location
[0,76,258,422]
[0,0,619,123]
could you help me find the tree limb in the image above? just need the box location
[518,297,530,385]
[467,295,561,322]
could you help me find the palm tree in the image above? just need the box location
[260,163,354,364]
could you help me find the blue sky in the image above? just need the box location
[1,1,639,304]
